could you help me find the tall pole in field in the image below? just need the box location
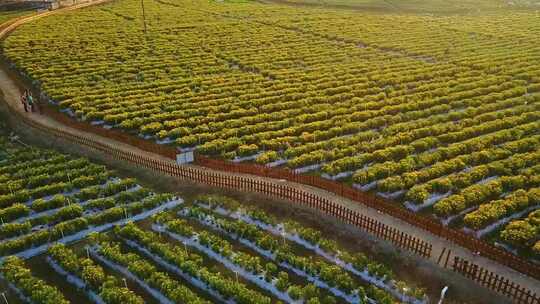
[141,0,147,33]
[141,0,147,35]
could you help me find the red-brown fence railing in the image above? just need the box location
[193,154,540,281]
[41,106,177,159]
[451,256,540,304]
[7,102,540,304]
[21,101,540,280]
[7,93,539,281]
[9,105,432,259]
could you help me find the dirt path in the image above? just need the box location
[0,3,538,296]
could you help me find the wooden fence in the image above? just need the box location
[451,256,540,304]
[193,155,540,281]
[41,107,177,159]
[19,101,540,281]
[9,105,432,259]
[7,98,540,304]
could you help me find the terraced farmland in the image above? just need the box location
[2,0,539,260]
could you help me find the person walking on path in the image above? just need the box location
[27,91,34,112]
[21,90,28,112]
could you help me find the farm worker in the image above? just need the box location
[21,90,28,112]
[27,91,34,112]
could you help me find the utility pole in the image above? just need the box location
[141,0,147,35]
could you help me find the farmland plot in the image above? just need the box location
[1,0,539,258]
